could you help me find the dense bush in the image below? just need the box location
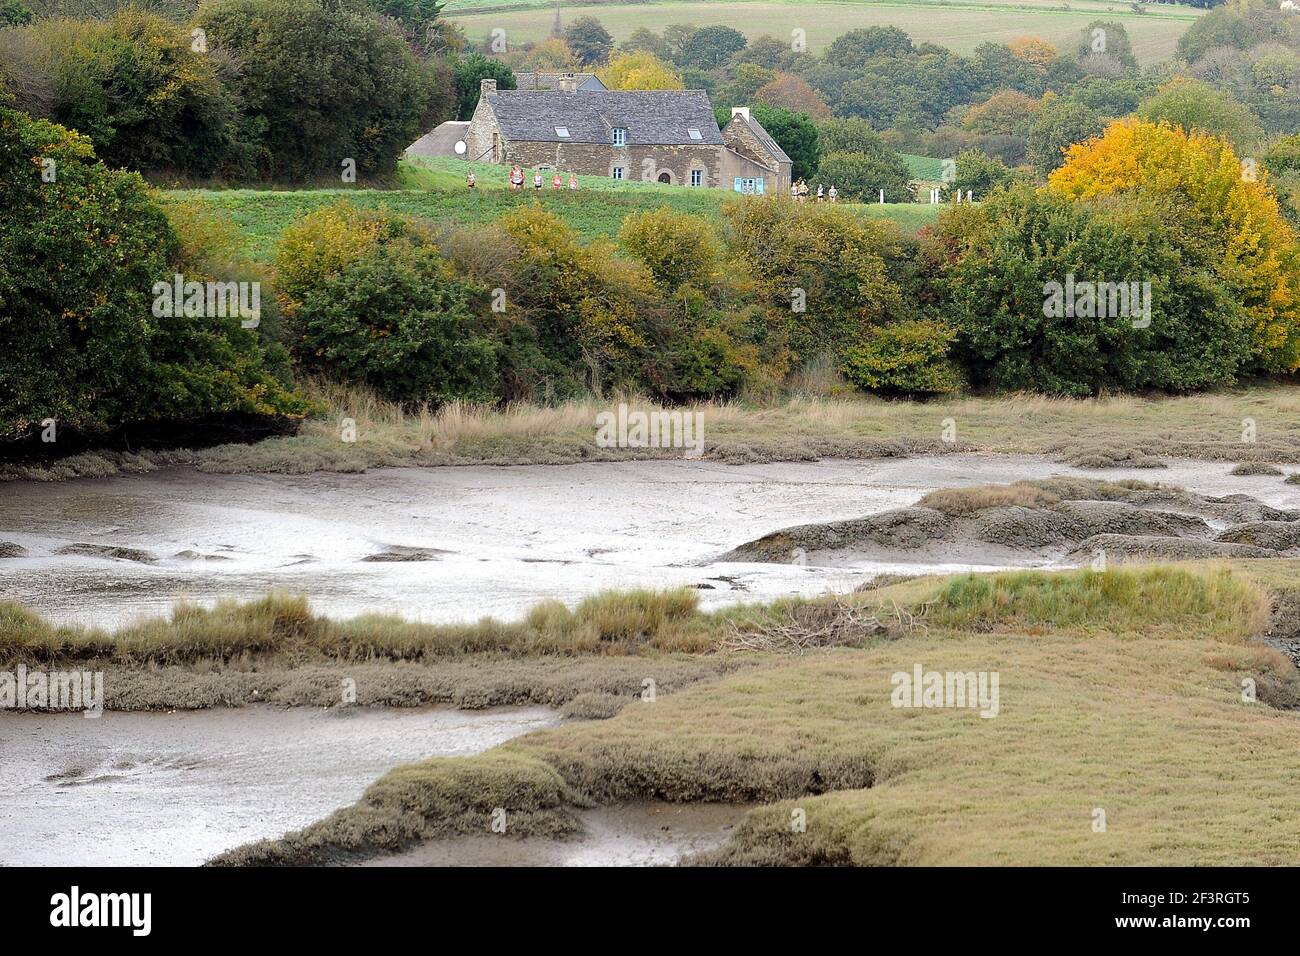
[942,149,1019,200]
[0,106,306,442]
[196,0,439,181]
[723,196,905,362]
[934,186,1252,395]
[619,207,720,291]
[841,320,963,395]
[276,204,495,404]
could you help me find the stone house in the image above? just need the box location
[462,79,791,193]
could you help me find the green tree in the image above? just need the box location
[0,106,305,442]
[815,150,910,202]
[197,0,437,181]
[1076,20,1137,71]
[1136,76,1263,151]
[678,24,745,70]
[453,51,515,120]
[751,104,820,182]
[563,15,612,66]
[825,26,913,67]
[1026,95,1105,176]
[935,186,1251,395]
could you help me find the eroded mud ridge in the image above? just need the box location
[720,478,1300,566]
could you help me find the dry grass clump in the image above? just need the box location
[724,597,929,653]
[208,562,1300,867]
[14,384,1300,482]
[560,692,629,720]
[917,477,1157,515]
[1231,462,1284,476]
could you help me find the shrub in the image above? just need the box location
[276,204,495,405]
[618,207,720,291]
[0,0,32,26]
[723,196,906,362]
[841,320,962,395]
[935,185,1252,395]
[0,106,306,442]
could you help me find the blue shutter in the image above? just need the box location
[755,179,765,195]
[733,178,743,192]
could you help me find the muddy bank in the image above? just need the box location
[0,704,559,866]
[361,802,747,867]
[73,656,748,713]
[721,478,1300,567]
[6,456,1300,630]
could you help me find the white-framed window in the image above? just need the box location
[611,127,627,147]
[687,128,702,140]
[612,166,625,180]
[555,126,570,138]
[690,168,703,186]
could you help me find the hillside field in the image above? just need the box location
[445,0,1204,64]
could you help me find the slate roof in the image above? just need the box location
[486,89,725,146]
[405,120,470,158]
[735,113,791,165]
[513,72,607,92]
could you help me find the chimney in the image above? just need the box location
[558,74,579,93]
[732,106,751,122]
[480,78,497,95]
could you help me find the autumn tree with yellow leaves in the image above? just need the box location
[1049,118,1300,373]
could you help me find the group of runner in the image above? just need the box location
[465,165,579,191]
[790,179,837,203]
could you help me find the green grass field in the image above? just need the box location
[446,0,1203,64]
[174,155,942,262]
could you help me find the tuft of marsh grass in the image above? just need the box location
[0,588,718,666]
[928,565,1269,641]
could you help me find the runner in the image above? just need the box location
[828,185,837,204]
[533,170,543,190]
[816,184,824,202]
[552,172,563,189]
[509,165,524,190]
[568,173,578,190]
[466,170,476,189]
[790,180,799,200]
[798,180,809,202]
